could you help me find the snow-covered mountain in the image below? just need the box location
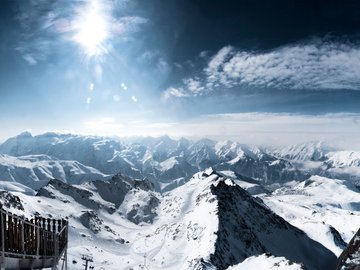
[260,175,360,257]
[0,132,310,189]
[270,141,360,185]
[0,169,339,270]
[0,132,359,269]
[271,141,334,161]
[0,154,109,189]
[2,132,360,192]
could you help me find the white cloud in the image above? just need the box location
[89,83,94,91]
[206,46,234,75]
[199,50,210,58]
[23,54,37,65]
[168,39,360,98]
[131,95,137,102]
[113,16,148,35]
[86,97,91,104]
[183,78,205,94]
[161,87,188,101]
[207,42,360,90]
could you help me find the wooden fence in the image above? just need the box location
[0,203,68,262]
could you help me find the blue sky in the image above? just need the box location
[1,0,360,147]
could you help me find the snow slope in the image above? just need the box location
[260,175,360,256]
[0,169,337,270]
[0,154,109,189]
[227,254,304,270]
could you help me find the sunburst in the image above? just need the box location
[73,0,110,57]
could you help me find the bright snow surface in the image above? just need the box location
[0,170,341,270]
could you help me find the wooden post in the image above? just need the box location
[15,216,19,253]
[57,220,61,236]
[0,210,4,257]
[42,218,46,256]
[30,219,34,254]
[35,218,40,257]
[12,215,16,253]
[47,218,51,255]
[20,219,25,256]
[24,218,29,254]
[54,231,58,259]
[7,214,13,252]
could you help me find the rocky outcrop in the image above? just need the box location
[337,228,360,270]
[0,191,24,210]
[37,174,160,225]
[206,171,336,270]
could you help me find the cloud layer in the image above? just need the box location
[165,39,360,99]
[12,113,360,150]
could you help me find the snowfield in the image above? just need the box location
[0,133,359,269]
[227,254,304,270]
[0,170,339,270]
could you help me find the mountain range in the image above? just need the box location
[0,132,359,269]
[1,132,360,191]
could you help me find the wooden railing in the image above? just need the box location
[0,203,68,262]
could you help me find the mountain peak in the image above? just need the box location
[16,131,33,138]
[207,174,336,270]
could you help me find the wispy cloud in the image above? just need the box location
[161,87,188,101]
[168,39,360,98]
[23,54,37,65]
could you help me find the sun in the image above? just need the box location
[73,0,110,57]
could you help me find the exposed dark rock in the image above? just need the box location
[329,225,347,250]
[91,174,155,208]
[37,179,116,214]
[208,178,336,270]
[337,228,360,270]
[79,210,103,233]
[125,193,160,225]
[0,191,24,210]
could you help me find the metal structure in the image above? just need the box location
[81,255,94,270]
[0,203,68,269]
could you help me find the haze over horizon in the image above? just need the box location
[1,0,360,147]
